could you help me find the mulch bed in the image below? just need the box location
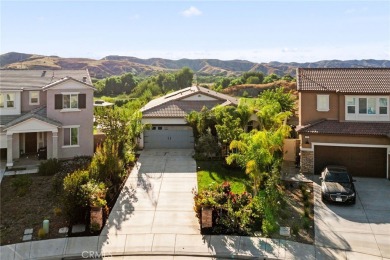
[0,174,68,245]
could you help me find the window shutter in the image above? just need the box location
[78,94,86,109]
[55,94,62,109]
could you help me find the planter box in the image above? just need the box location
[201,206,213,228]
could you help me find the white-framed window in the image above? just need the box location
[0,93,15,108]
[63,126,79,147]
[379,98,388,115]
[317,95,329,112]
[346,96,389,121]
[63,93,78,109]
[29,91,40,105]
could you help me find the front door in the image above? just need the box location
[25,133,37,154]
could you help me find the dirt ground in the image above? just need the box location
[0,174,68,245]
[273,181,314,244]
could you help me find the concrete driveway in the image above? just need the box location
[314,177,390,259]
[102,149,199,237]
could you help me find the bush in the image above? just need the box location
[38,158,61,176]
[11,175,32,196]
[62,170,91,222]
[193,182,258,235]
[38,228,46,239]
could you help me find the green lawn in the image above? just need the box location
[197,160,251,193]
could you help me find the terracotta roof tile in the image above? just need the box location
[297,68,390,93]
[297,120,390,136]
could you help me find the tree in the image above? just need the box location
[242,72,264,84]
[246,76,261,84]
[175,67,194,89]
[263,73,280,84]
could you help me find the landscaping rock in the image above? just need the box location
[59,227,68,234]
[280,226,291,237]
[71,224,86,234]
[24,228,33,235]
[22,234,32,241]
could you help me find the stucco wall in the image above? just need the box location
[299,92,339,125]
[46,81,94,158]
[21,90,47,112]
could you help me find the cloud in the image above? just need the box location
[181,6,202,17]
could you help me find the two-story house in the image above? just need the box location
[297,68,390,179]
[0,70,95,167]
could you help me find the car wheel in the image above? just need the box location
[352,198,356,204]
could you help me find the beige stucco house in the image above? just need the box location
[139,85,241,149]
[297,68,390,179]
[0,70,95,166]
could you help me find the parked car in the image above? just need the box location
[319,165,356,204]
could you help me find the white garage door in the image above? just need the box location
[144,126,194,149]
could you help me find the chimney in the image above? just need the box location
[41,70,46,77]
[82,76,87,83]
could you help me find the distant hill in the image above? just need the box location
[1,52,389,79]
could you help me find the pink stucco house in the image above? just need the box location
[0,69,95,166]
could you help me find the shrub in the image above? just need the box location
[38,228,46,239]
[11,175,32,196]
[53,207,62,216]
[90,221,101,232]
[38,158,61,176]
[51,172,67,195]
[62,170,91,222]
[81,180,107,207]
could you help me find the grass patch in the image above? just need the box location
[197,160,251,193]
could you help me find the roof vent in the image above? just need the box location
[82,76,87,82]
[41,71,46,77]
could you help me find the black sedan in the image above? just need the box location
[319,165,356,204]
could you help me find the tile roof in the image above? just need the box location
[3,106,62,129]
[297,68,390,93]
[0,69,92,90]
[141,85,238,117]
[297,120,390,137]
[143,100,223,118]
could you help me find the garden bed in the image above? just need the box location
[195,160,314,244]
[0,157,134,245]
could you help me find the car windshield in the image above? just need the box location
[324,170,350,183]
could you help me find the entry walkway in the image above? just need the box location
[1,150,389,259]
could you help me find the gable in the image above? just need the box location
[181,93,219,101]
[4,117,59,134]
[43,78,95,91]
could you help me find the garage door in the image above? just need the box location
[314,146,386,178]
[144,126,194,149]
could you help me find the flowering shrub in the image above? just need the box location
[193,182,263,235]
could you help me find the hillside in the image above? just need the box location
[1,52,389,79]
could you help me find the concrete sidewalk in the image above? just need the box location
[2,234,388,259]
[1,150,389,259]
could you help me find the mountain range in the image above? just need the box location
[1,52,389,79]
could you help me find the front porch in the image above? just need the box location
[3,116,60,167]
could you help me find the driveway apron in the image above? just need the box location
[102,149,200,237]
[314,177,390,258]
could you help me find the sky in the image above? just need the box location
[1,0,389,63]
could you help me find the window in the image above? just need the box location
[55,93,86,110]
[0,93,15,108]
[63,127,79,146]
[29,91,40,105]
[346,96,389,121]
[379,98,388,115]
[63,94,78,109]
[346,97,356,114]
[317,95,329,112]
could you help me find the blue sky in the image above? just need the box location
[1,0,389,62]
